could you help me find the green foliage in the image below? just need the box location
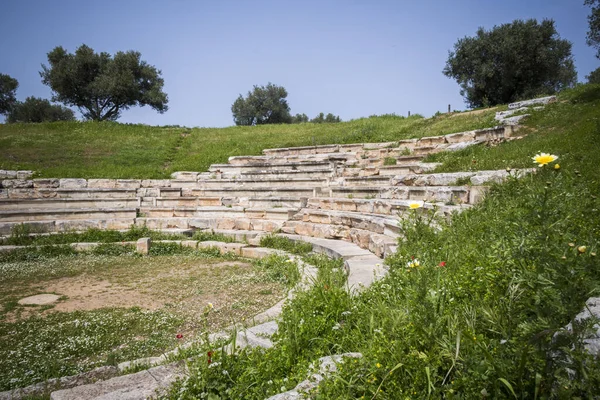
[383,157,397,166]
[259,235,313,255]
[40,44,168,121]
[0,73,18,115]
[310,112,341,123]
[587,67,600,84]
[7,96,75,123]
[586,0,600,59]
[0,245,77,263]
[253,254,301,288]
[231,83,291,126]
[443,19,577,108]
[290,113,309,123]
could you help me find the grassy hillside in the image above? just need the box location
[0,110,497,179]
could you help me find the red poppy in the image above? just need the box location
[176,334,183,339]
[207,351,213,364]
[439,261,446,267]
[411,256,415,260]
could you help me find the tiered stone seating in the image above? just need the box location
[0,125,521,241]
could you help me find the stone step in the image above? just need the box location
[223,168,334,180]
[0,208,137,222]
[2,188,139,200]
[277,234,387,289]
[139,207,297,220]
[219,159,334,169]
[0,218,135,236]
[330,185,481,204]
[306,197,471,216]
[225,196,307,209]
[184,187,320,198]
[290,209,401,237]
[134,217,284,232]
[50,362,186,400]
[155,196,222,207]
[0,198,139,210]
[391,168,534,187]
[194,177,329,189]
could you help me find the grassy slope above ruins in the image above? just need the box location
[0,109,497,179]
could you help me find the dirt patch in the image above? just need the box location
[3,257,286,332]
[42,275,164,312]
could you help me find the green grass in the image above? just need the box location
[159,85,600,399]
[0,111,496,179]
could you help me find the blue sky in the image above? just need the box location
[0,0,596,127]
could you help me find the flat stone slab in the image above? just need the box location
[50,362,185,400]
[18,294,60,305]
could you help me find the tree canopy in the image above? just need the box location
[231,83,291,126]
[40,45,168,121]
[310,112,341,124]
[0,73,18,116]
[443,19,577,108]
[587,67,600,84]
[7,97,75,123]
[586,0,600,59]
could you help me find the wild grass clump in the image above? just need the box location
[259,235,313,255]
[1,225,188,246]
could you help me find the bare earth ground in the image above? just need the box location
[1,255,286,332]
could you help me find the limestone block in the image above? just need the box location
[508,95,556,109]
[445,131,476,143]
[9,189,52,199]
[116,179,141,189]
[170,171,199,180]
[71,242,101,252]
[221,242,247,255]
[216,218,236,230]
[2,179,33,189]
[33,178,59,188]
[87,179,117,188]
[0,190,6,199]
[137,188,160,197]
[136,238,152,255]
[470,170,509,185]
[417,135,446,146]
[141,179,171,188]
[0,170,17,179]
[16,170,34,179]
[469,186,489,204]
[59,178,87,189]
[446,140,481,152]
[235,219,252,230]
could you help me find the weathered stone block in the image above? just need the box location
[87,179,117,188]
[116,179,141,189]
[33,178,59,188]
[16,170,34,180]
[141,179,171,188]
[59,178,87,189]
[2,179,33,189]
[136,237,152,255]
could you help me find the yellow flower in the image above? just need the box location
[578,246,587,254]
[408,201,423,210]
[554,164,560,170]
[207,302,214,309]
[376,363,382,368]
[532,153,558,166]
